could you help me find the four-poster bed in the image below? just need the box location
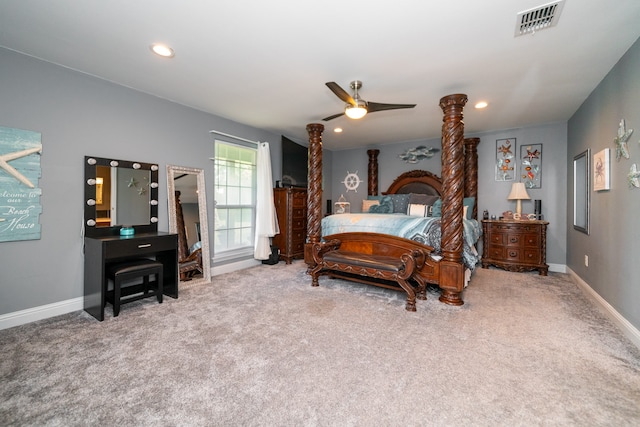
[304,94,480,306]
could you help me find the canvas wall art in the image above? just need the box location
[0,125,43,242]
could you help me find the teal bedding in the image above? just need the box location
[321,213,482,270]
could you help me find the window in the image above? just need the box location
[213,140,257,259]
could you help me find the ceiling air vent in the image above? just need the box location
[515,0,565,37]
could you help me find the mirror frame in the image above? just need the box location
[167,165,211,286]
[84,156,159,237]
[573,149,590,235]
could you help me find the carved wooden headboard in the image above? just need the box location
[382,170,443,197]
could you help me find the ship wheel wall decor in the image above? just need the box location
[342,171,362,192]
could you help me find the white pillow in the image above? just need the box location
[407,203,427,217]
[362,199,380,213]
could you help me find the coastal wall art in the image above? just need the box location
[0,125,43,242]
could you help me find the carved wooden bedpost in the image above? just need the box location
[439,94,468,306]
[367,149,380,196]
[464,137,480,220]
[304,123,324,267]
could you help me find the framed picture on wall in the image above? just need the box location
[495,138,516,181]
[520,143,542,189]
[593,148,610,191]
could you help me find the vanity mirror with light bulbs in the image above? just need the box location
[84,156,160,237]
[166,165,211,286]
[83,156,179,321]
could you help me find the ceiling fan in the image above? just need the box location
[322,80,416,121]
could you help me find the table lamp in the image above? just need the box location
[507,182,530,216]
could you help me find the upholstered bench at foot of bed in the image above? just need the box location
[309,239,426,312]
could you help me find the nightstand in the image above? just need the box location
[481,219,549,275]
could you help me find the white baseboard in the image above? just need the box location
[1,259,262,331]
[567,267,640,350]
[0,297,84,331]
[549,263,566,273]
[212,258,261,276]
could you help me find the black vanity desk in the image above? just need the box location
[83,231,179,321]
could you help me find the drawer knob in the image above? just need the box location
[138,244,152,248]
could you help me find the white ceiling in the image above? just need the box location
[1,1,639,151]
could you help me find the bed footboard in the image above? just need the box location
[309,233,433,311]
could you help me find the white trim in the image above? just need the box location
[212,258,261,276]
[548,263,566,273]
[567,267,640,350]
[0,297,84,331]
[209,130,259,146]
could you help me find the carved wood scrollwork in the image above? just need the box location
[306,123,324,247]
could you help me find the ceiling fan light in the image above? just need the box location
[345,102,367,119]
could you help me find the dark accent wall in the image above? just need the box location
[567,37,640,331]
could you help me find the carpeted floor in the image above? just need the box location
[1,262,639,426]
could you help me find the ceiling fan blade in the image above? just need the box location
[367,102,416,113]
[322,112,345,121]
[325,82,355,106]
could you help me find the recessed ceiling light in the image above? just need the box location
[334,127,343,133]
[150,43,175,58]
[475,101,488,109]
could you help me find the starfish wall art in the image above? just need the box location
[495,138,516,181]
[614,119,633,161]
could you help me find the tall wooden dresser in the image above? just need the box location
[272,187,307,264]
[481,219,549,275]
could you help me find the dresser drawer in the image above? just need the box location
[291,217,306,231]
[291,193,306,207]
[291,240,305,253]
[105,236,176,259]
[504,247,522,261]
[523,249,541,264]
[492,223,537,233]
[292,207,306,219]
[489,233,507,246]
[291,229,306,243]
[522,234,539,247]
[488,246,505,259]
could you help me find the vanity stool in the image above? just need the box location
[106,258,163,317]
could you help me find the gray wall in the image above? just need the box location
[567,37,640,330]
[330,121,568,266]
[0,48,281,315]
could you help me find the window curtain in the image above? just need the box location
[254,142,280,259]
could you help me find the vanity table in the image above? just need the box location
[83,156,179,321]
[84,232,178,321]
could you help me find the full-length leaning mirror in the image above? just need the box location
[573,149,590,235]
[167,165,211,286]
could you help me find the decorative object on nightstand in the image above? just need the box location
[507,182,530,216]
[481,219,549,275]
[334,194,350,214]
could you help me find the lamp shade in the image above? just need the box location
[345,99,368,119]
[507,182,530,216]
[507,182,530,200]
